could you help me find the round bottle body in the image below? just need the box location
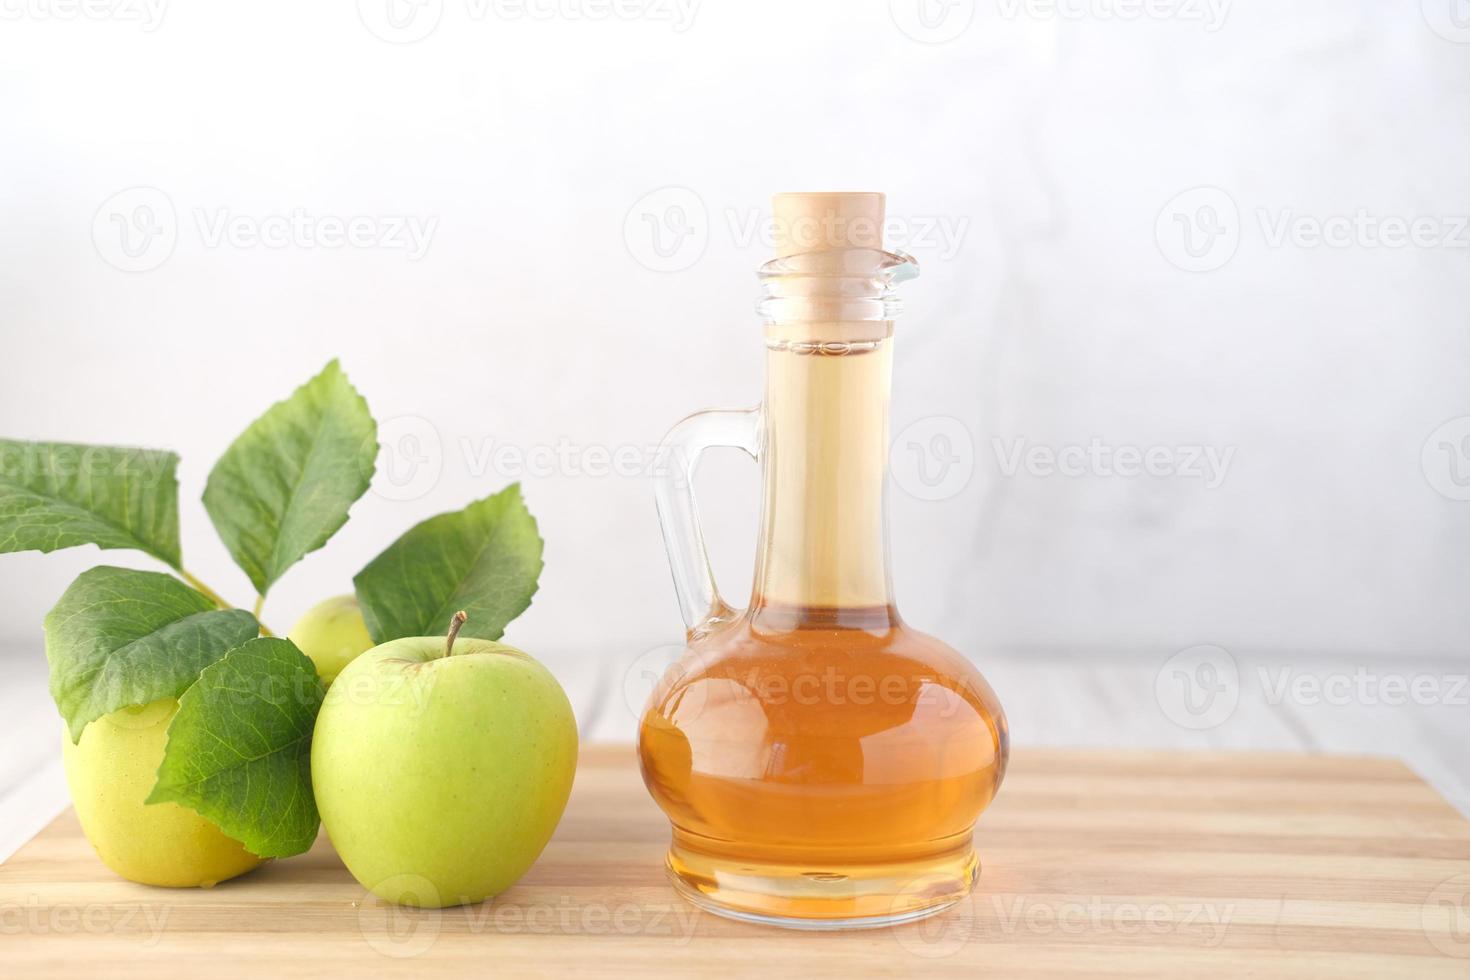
[638,614,1008,927]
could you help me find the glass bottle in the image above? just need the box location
[638,193,1008,929]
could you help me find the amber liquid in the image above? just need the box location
[638,335,1009,925]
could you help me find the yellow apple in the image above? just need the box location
[288,594,375,685]
[62,698,262,887]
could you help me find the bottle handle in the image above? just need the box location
[654,406,762,638]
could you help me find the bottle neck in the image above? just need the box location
[749,328,898,631]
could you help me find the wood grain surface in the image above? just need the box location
[1,746,1467,977]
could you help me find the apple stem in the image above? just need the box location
[445,610,469,658]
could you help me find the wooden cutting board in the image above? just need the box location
[2,746,1467,978]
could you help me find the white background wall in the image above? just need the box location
[2,1,1468,672]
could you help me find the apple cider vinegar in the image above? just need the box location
[754,333,892,611]
[639,193,1007,928]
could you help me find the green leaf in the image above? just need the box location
[202,360,377,597]
[44,566,261,742]
[148,638,325,859]
[353,484,544,644]
[0,440,182,567]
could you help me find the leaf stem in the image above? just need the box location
[253,595,276,637]
[180,569,232,610]
[176,569,275,636]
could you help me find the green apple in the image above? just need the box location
[288,594,375,685]
[62,699,263,887]
[311,613,578,908]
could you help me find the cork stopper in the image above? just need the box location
[771,192,886,257]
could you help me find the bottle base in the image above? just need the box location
[664,833,979,931]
